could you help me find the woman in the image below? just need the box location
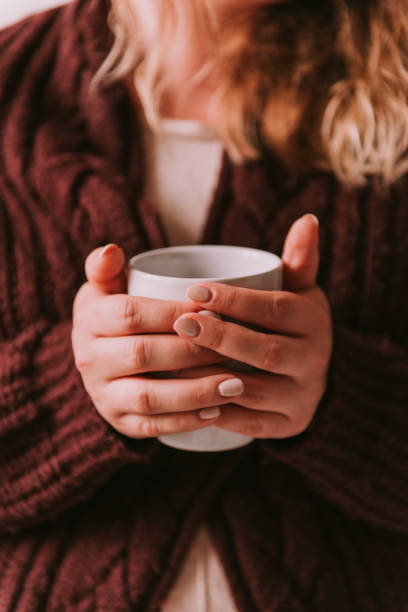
[0,0,407,610]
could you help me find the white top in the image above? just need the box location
[142,118,224,245]
[142,118,238,611]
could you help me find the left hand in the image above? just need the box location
[172,214,333,438]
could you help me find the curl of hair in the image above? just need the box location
[91,0,408,187]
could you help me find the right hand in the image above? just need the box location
[72,244,243,439]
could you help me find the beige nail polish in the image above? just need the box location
[173,317,201,337]
[199,407,221,420]
[187,285,212,302]
[218,378,244,397]
[198,310,222,320]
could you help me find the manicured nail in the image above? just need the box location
[173,317,201,338]
[199,407,221,420]
[198,310,222,320]
[218,378,244,397]
[98,243,118,258]
[187,285,212,302]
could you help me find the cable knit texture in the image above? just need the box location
[0,1,408,610]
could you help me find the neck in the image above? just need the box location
[128,2,254,125]
[158,14,219,123]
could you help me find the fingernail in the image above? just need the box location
[187,285,212,302]
[99,243,118,259]
[218,378,244,397]
[173,317,201,338]
[198,310,222,320]
[305,214,319,226]
[199,407,220,420]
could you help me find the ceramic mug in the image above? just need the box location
[128,245,282,452]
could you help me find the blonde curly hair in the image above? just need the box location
[91,0,408,187]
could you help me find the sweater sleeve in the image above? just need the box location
[260,325,408,533]
[0,317,158,534]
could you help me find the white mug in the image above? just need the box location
[128,245,282,452]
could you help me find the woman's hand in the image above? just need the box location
[172,214,333,439]
[71,245,243,439]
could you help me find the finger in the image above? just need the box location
[85,244,127,295]
[173,366,302,417]
[112,408,222,439]
[186,284,318,336]
[173,313,306,377]
[214,405,302,439]
[103,372,245,416]
[78,293,202,336]
[281,214,320,291]
[92,335,224,379]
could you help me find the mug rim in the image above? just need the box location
[128,244,281,283]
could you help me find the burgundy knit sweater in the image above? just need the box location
[1,1,408,610]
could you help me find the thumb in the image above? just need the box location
[85,244,127,295]
[281,214,320,291]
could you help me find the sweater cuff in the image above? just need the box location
[0,320,159,532]
[260,326,408,531]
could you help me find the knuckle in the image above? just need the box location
[90,385,105,411]
[181,339,197,355]
[74,355,87,372]
[73,346,90,372]
[169,303,181,324]
[193,379,211,407]
[140,417,159,438]
[133,388,153,416]
[208,326,224,351]
[110,411,144,438]
[222,288,237,312]
[187,341,206,359]
[126,337,149,371]
[262,340,282,371]
[121,297,142,329]
[264,293,285,325]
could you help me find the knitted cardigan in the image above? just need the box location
[1,1,408,610]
